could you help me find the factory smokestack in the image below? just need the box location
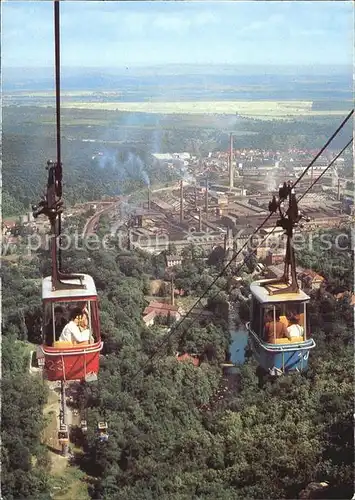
[205,178,208,220]
[194,185,198,209]
[229,133,234,189]
[170,277,175,306]
[147,188,151,210]
[180,180,184,223]
[198,208,202,232]
[337,178,341,201]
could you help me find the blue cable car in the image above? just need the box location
[246,181,316,375]
[247,280,316,375]
[98,421,109,442]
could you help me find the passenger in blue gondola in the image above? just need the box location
[59,307,92,344]
[264,308,287,343]
[45,306,66,346]
[286,314,304,339]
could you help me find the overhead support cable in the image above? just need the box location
[298,138,353,203]
[292,108,353,189]
[54,0,63,270]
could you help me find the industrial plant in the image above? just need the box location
[4,135,351,264]
[115,135,352,258]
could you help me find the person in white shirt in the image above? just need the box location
[59,307,92,344]
[286,315,304,339]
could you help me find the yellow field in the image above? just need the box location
[54,100,347,119]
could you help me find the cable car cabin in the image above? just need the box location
[246,280,316,375]
[58,424,69,444]
[80,420,88,433]
[98,421,108,442]
[39,274,103,382]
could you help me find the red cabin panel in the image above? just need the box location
[43,342,102,381]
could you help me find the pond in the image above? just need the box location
[229,326,249,365]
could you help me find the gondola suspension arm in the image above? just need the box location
[32,0,84,290]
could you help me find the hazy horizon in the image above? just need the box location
[3,63,352,76]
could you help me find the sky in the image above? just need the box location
[2,1,354,68]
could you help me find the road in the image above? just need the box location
[148,183,180,193]
[82,202,119,237]
[81,182,181,238]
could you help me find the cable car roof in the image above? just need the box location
[250,280,310,304]
[42,274,97,300]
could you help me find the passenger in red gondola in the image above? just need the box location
[80,303,89,324]
[45,306,66,346]
[59,307,92,345]
[286,314,304,339]
[264,308,287,343]
[79,303,94,341]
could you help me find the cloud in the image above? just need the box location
[239,13,285,34]
[151,11,218,34]
[69,8,220,37]
[241,21,264,33]
[2,1,352,68]
[269,14,284,24]
[195,12,219,27]
[296,29,327,37]
[153,14,188,33]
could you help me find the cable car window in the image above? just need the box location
[263,305,280,342]
[283,302,306,340]
[251,297,262,335]
[43,303,68,345]
[285,303,305,330]
[90,301,100,343]
[304,302,309,340]
[284,302,303,318]
[42,300,97,345]
[43,302,52,325]
[74,301,92,333]
[43,302,54,346]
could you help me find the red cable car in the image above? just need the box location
[33,159,103,383]
[40,274,103,382]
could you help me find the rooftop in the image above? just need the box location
[176,353,200,367]
[151,199,175,211]
[143,301,179,315]
[166,255,182,261]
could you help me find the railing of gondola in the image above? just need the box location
[246,324,316,352]
[39,342,103,356]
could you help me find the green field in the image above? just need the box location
[10,90,96,97]
[52,100,348,119]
